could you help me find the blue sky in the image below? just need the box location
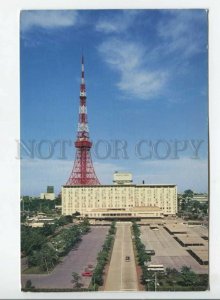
[20,9,208,195]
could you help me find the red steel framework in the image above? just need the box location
[66,56,100,185]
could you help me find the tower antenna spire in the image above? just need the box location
[81,47,84,64]
[66,57,100,186]
[81,53,85,85]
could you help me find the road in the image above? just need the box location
[21,227,108,289]
[104,222,138,291]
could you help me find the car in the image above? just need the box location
[81,271,92,277]
[125,256,130,261]
[146,249,155,255]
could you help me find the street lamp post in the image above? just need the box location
[145,272,157,291]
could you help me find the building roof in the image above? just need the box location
[174,234,205,245]
[136,184,176,187]
[189,245,208,251]
[188,246,208,262]
[62,184,176,188]
[164,224,188,233]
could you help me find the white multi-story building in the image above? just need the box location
[192,194,208,203]
[40,192,55,200]
[62,172,177,219]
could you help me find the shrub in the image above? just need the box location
[91,221,116,289]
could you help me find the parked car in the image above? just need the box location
[145,249,155,255]
[81,271,92,277]
[125,256,130,261]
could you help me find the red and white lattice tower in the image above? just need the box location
[66,56,100,185]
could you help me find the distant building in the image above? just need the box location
[62,172,177,219]
[40,186,55,200]
[47,186,54,193]
[40,193,55,200]
[26,213,56,227]
[192,194,208,203]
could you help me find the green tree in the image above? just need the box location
[65,215,73,223]
[25,279,35,290]
[141,268,154,284]
[41,223,56,236]
[166,267,179,276]
[20,214,27,223]
[198,274,209,287]
[35,244,59,271]
[71,272,82,288]
[80,218,90,233]
[109,221,116,235]
[178,266,199,287]
[21,226,46,256]
[91,221,115,288]
[183,189,194,199]
[200,202,208,215]
[92,269,103,286]
[57,215,69,226]
[55,196,61,205]
[180,198,187,211]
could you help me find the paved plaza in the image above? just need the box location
[141,224,208,274]
[21,226,108,289]
[21,220,209,291]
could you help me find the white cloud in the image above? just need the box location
[157,10,207,59]
[96,21,121,34]
[98,38,168,100]
[95,10,138,34]
[135,158,208,193]
[21,10,78,32]
[97,10,207,101]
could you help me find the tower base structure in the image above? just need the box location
[66,147,100,186]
